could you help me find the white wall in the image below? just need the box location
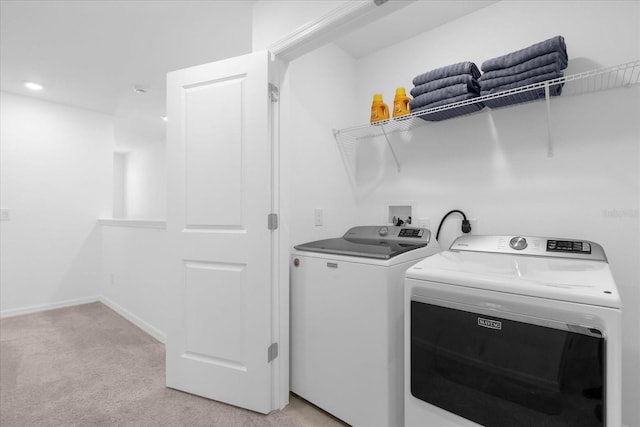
[111,147,167,220]
[112,152,127,218]
[284,1,639,425]
[282,43,360,246]
[100,224,169,342]
[123,142,166,219]
[0,92,113,315]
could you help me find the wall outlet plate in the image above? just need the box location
[0,209,10,221]
[314,208,323,226]
[417,218,430,230]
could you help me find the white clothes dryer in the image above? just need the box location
[404,235,621,427]
[291,226,440,427]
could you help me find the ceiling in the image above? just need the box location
[0,0,255,148]
[0,0,496,148]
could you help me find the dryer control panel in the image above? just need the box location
[450,235,607,262]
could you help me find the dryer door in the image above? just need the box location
[410,300,604,427]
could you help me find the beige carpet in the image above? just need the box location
[0,302,301,427]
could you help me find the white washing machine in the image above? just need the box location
[291,226,440,427]
[404,235,621,427]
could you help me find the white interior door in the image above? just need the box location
[165,50,276,414]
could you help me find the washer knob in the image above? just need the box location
[378,227,389,237]
[509,236,528,250]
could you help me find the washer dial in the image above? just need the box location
[509,236,528,250]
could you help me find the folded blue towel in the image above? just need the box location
[413,95,485,122]
[410,81,480,110]
[479,51,567,81]
[419,104,485,121]
[479,63,565,91]
[412,61,481,86]
[482,74,564,108]
[411,74,478,98]
[481,36,567,72]
[482,83,563,99]
[482,85,563,108]
[481,70,564,95]
[412,93,479,110]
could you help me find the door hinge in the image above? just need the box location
[268,213,278,230]
[269,83,279,103]
[268,342,278,362]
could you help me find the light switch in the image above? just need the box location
[0,209,9,221]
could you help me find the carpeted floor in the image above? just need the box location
[0,302,303,427]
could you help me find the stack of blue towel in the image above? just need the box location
[479,35,568,108]
[409,61,484,121]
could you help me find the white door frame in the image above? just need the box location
[268,0,410,410]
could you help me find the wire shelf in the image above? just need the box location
[333,60,640,173]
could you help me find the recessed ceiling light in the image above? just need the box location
[24,81,44,91]
[161,115,168,122]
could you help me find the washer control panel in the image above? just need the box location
[450,235,606,261]
[398,228,425,238]
[547,239,591,254]
[344,226,431,244]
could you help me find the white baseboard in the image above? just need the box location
[0,296,101,318]
[97,218,166,229]
[99,296,166,344]
[1,295,166,345]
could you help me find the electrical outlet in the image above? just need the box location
[417,218,430,229]
[457,218,477,234]
[0,209,10,221]
[469,219,477,233]
[314,209,323,226]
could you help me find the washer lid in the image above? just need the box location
[406,249,620,308]
[293,226,431,259]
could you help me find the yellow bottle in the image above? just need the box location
[392,87,411,118]
[370,94,390,123]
